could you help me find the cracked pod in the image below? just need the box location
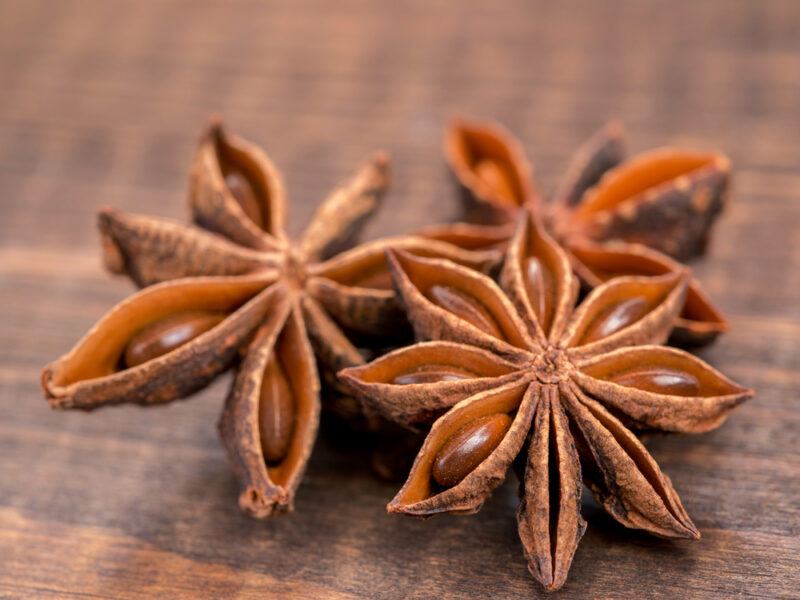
[42,274,278,410]
[435,117,731,346]
[568,240,728,346]
[340,210,752,591]
[219,298,320,517]
[43,117,506,517]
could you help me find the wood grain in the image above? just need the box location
[1,0,798,598]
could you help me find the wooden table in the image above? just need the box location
[1,1,798,598]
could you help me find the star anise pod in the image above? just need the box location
[340,210,752,591]
[41,120,496,518]
[423,117,731,345]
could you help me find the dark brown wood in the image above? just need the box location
[1,0,798,598]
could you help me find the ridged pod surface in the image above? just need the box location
[340,211,752,591]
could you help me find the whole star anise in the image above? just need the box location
[41,120,496,517]
[340,210,752,591]
[422,117,731,345]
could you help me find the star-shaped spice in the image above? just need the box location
[340,210,752,591]
[41,120,496,517]
[422,117,731,345]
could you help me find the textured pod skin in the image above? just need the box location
[219,300,321,518]
[444,117,539,225]
[42,275,278,410]
[444,116,732,262]
[309,236,500,336]
[568,240,729,346]
[189,119,287,250]
[573,346,750,433]
[551,120,626,208]
[436,117,731,347]
[339,211,753,591]
[388,382,537,516]
[565,149,731,261]
[44,118,520,520]
[340,341,521,426]
[99,208,271,286]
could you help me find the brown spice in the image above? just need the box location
[436,117,731,346]
[340,210,753,591]
[123,310,226,368]
[41,118,498,518]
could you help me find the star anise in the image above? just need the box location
[340,210,752,591]
[41,120,496,518]
[422,117,731,345]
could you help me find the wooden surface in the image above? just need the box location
[1,1,799,598]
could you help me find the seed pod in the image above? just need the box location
[224,171,264,228]
[339,341,520,427]
[523,257,549,331]
[580,296,649,344]
[432,413,513,487]
[428,285,504,340]
[98,208,270,287]
[552,120,626,208]
[609,367,700,397]
[566,149,731,261]
[258,356,296,464]
[42,275,279,410]
[499,212,578,343]
[190,120,287,249]
[443,118,538,224]
[567,240,728,346]
[387,382,535,516]
[573,346,752,433]
[385,249,533,356]
[308,236,500,336]
[392,365,476,385]
[124,311,226,368]
[562,271,688,358]
[343,211,753,593]
[473,160,517,206]
[219,305,320,518]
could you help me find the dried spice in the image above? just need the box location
[42,119,497,518]
[340,211,752,591]
[433,117,731,345]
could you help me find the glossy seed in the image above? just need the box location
[610,367,701,396]
[474,160,517,205]
[432,413,513,488]
[258,356,296,464]
[392,365,476,385]
[123,311,226,368]
[581,296,648,344]
[524,256,552,333]
[224,171,263,228]
[428,285,504,340]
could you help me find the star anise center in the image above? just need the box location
[281,246,309,289]
[530,345,571,384]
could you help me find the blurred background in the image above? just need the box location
[1,1,798,598]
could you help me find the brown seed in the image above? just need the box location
[474,160,516,205]
[524,256,552,333]
[428,285,504,340]
[611,367,701,396]
[258,356,296,464]
[432,413,513,488]
[224,170,263,228]
[393,365,476,385]
[123,311,226,368]
[581,296,648,344]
